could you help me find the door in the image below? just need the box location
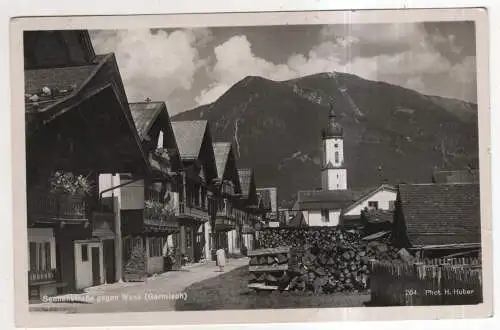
[91,247,101,286]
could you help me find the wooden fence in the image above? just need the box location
[370,258,482,306]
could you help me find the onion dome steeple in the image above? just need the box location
[322,102,343,139]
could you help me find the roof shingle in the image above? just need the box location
[129,102,164,141]
[297,189,358,210]
[24,64,98,113]
[238,168,253,199]
[398,183,481,247]
[213,142,232,179]
[171,120,208,160]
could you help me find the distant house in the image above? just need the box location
[392,183,481,258]
[212,142,242,256]
[256,187,278,226]
[236,168,264,250]
[341,184,397,227]
[171,120,218,262]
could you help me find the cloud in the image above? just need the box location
[196,23,475,105]
[91,28,211,105]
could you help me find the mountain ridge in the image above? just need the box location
[172,72,479,207]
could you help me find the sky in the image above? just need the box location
[90,21,476,116]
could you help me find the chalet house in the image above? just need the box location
[25,30,150,299]
[235,168,263,252]
[99,101,184,280]
[256,187,278,227]
[212,142,242,258]
[171,120,218,263]
[392,183,481,259]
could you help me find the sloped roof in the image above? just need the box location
[171,120,208,160]
[433,169,479,184]
[238,168,254,199]
[343,184,396,213]
[25,64,98,114]
[297,189,358,210]
[213,142,232,179]
[398,183,481,247]
[129,102,165,141]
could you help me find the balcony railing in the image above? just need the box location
[27,190,89,223]
[143,201,179,232]
[175,202,210,222]
[28,269,56,285]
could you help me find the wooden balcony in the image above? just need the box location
[175,202,210,223]
[27,191,89,224]
[214,207,236,231]
[28,269,57,285]
[143,204,179,233]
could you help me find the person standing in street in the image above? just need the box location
[216,248,226,272]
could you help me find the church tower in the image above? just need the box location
[321,103,347,190]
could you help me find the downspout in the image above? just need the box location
[99,176,143,283]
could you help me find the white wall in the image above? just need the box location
[322,168,347,190]
[74,241,104,290]
[344,189,397,216]
[204,222,211,260]
[243,234,254,250]
[303,210,341,227]
[27,228,56,270]
[325,138,344,166]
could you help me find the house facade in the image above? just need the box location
[171,120,217,263]
[212,142,242,257]
[99,101,183,280]
[25,30,150,299]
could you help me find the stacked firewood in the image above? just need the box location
[247,247,291,290]
[250,228,409,294]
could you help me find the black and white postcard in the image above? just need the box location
[10,8,492,328]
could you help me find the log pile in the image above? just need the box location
[249,227,411,294]
[247,247,290,291]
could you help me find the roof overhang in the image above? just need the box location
[25,54,151,177]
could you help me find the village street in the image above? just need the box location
[30,257,248,313]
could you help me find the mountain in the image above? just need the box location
[172,72,479,208]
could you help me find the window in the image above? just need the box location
[335,151,339,163]
[81,244,89,261]
[186,227,193,248]
[29,241,52,271]
[368,201,379,210]
[388,200,396,211]
[321,209,330,222]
